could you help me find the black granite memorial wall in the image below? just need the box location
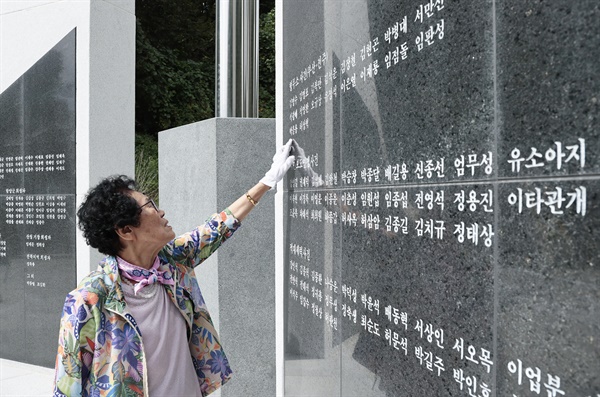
[282,1,598,396]
[0,30,76,368]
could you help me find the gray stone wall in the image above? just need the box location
[159,117,277,397]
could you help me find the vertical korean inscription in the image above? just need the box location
[497,1,600,395]
[284,1,343,395]
[497,180,599,396]
[284,0,599,396]
[0,30,76,367]
[339,0,494,186]
[335,0,496,395]
[284,0,498,395]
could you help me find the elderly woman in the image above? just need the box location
[53,141,295,397]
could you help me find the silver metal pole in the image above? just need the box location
[216,0,259,118]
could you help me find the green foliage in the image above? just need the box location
[135,0,218,197]
[135,134,159,204]
[134,0,276,194]
[136,0,216,62]
[259,9,276,118]
[136,19,214,135]
[135,0,276,134]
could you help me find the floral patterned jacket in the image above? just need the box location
[53,210,241,397]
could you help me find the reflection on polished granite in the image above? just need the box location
[282,0,599,396]
[0,30,76,368]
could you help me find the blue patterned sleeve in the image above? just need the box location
[161,209,241,269]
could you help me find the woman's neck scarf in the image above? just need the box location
[116,255,175,295]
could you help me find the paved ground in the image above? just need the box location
[0,359,54,396]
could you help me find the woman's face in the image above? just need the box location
[128,191,176,250]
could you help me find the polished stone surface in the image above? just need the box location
[282,0,599,395]
[0,30,76,368]
[497,180,599,396]
[497,0,600,178]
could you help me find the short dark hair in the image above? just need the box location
[77,175,141,256]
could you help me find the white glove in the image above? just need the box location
[260,139,296,188]
[293,140,324,187]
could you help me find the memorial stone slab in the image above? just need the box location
[282,1,599,396]
[0,30,76,368]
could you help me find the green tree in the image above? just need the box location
[135,133,159,202]
[134,0,276,195]
[259,8,276,118]
[135,0,216,136]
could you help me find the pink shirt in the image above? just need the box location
[118,257,202,397]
